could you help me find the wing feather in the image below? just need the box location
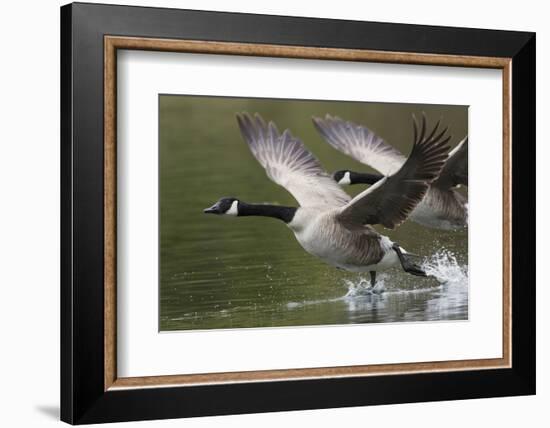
[237,113,350,208]
[312,114,406,175]
[433,137,468,188]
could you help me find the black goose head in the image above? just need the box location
[203,197,240,216]
[333,170,352,185]
[333,170,383,186]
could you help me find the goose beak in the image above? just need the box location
[203,203,221,214]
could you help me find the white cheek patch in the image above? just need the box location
[225,200,239,216]
[339,171,351,185]
[379,235,395,252]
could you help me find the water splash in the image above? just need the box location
[421,249,468,287]
[343,275,387,297]
[286,249,468,312]
[286,274,386,310]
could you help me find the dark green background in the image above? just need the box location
[159,95,468,331]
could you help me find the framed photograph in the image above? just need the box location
[60,2,535,424]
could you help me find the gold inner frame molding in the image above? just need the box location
[104,35,512,391]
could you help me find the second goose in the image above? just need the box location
[313,114,468,230]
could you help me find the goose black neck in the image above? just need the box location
[238,202,297,223]
[350,171,384,185]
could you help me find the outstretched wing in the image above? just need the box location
[312,114,406,176]
[433,137,468,188]
[337,114,451,229]
[237,113,350,208]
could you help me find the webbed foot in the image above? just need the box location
[392,243,427,277]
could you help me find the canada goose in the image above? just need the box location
[204,113,451,287]
[313,114,468,230]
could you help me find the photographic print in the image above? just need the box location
[159,95,468,331]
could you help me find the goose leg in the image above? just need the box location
[392,243,427,277]
[369,271,376,287]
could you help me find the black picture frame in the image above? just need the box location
[61,2,535,424]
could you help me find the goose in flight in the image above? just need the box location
[313,114,468,230]
[204,113,450,287]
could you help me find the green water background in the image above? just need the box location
[159,95,468,331]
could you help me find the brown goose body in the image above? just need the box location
[409,187,468,230]
[289,208,391,271]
